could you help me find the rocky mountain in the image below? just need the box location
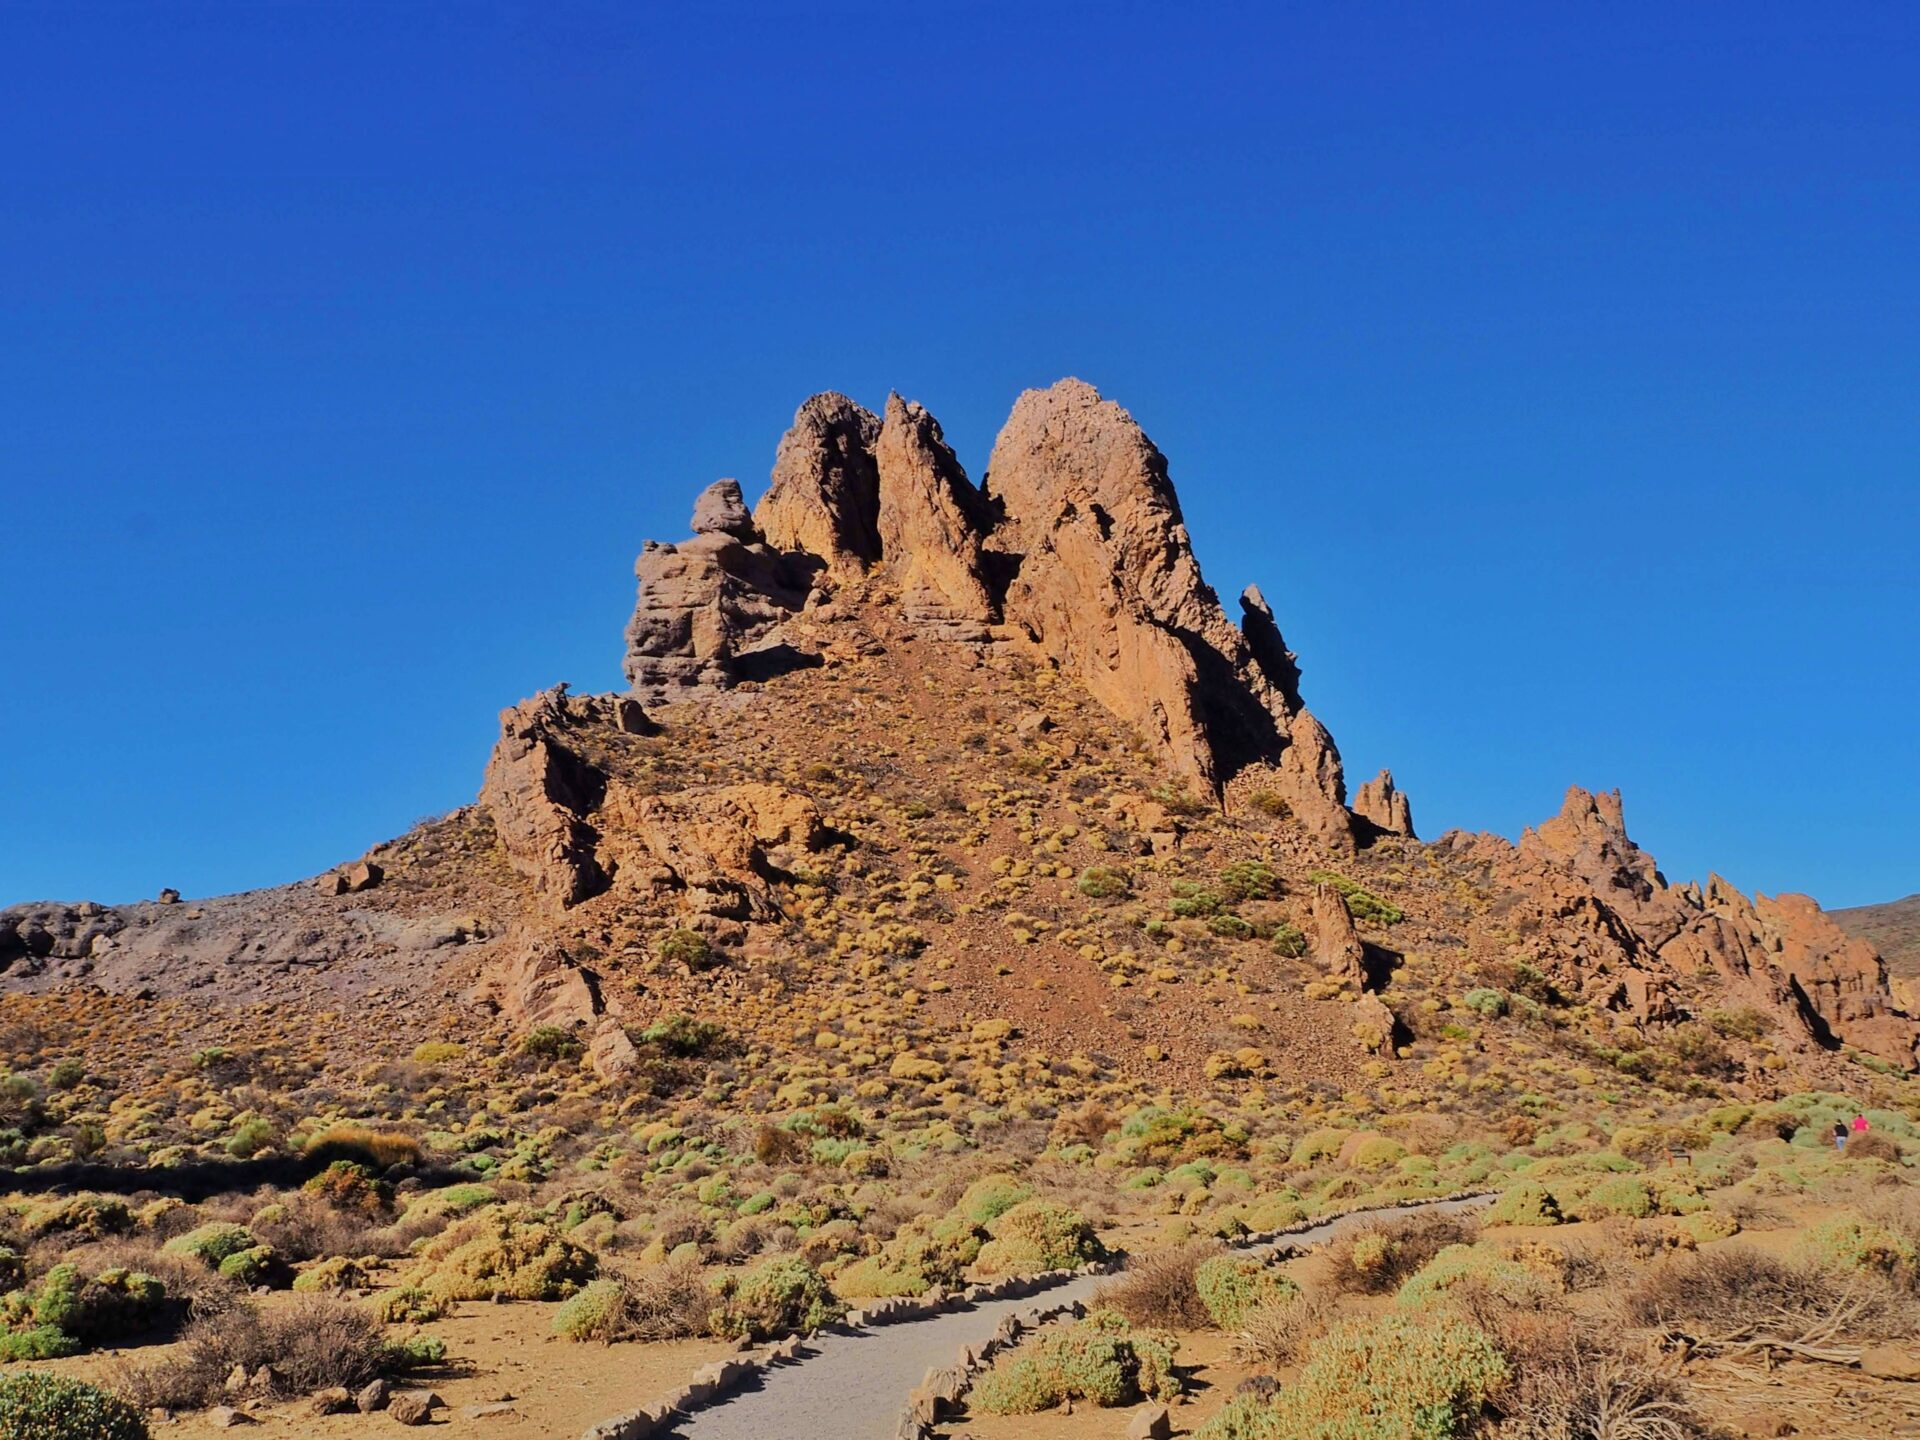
[4,378,1914,1100]
[1835,893,1920,987]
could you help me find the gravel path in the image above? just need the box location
[663,1193,1493,1440]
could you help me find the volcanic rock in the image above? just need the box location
[690,478,756,539]
[754,392,883,574]
[1354,768,1415,838]
[873,392,994,634]
[982,379,1351,835]
[478,688,614,910]
[1310,882,1366,986]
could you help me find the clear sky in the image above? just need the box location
[3,3,1915,912]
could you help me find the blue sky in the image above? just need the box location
[2,3,1914,911]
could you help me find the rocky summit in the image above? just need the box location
[2,380,1917,1440]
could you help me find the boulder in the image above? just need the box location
[387,1389,441,1425]
[690,477,757,539]
[356,1378,391,1413]
[1126,1403,1173,1440]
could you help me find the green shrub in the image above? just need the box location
[1270,922,1307,959]
[1487,1184,1562,1227]
[972,1310,1180,1414]
[1217,861,1281,904]
[521,1024,583,1061]
[1576,1177,1655,1221]
[1395,1243,1558,1311]
[217,1246,284,1288]
[0,1327,80,1362]
[1077,866,1131,901]
[1461,989,1508,1018]
[1200,1312,1506,1440]
[292,1256,371,1293]
[835,1216,977,1299]
[658,929,714,971]
[1797,1215,1917,1277]
[0,1372,148,1440]
[1306,871,1403,925]
[225,1116,275,1159]
[1194,1256,1298,1329]
[639,1013,727,1057]
[402,1203,596,1302]
[553,1278,630,1342]
[162,1223,257,1269]
[976,1200,1105,1276]
[708,1257,844,1341]
[953,1175,1033,1226]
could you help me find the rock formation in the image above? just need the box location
[621,477,814,704]
[1354,769,1415,838]
[872,393,994,635]
[1440,786,1916,1067]
[621,379,1354,840]
[753,393,883,574]
[1309,882,1367,987]
[479,687,642,909]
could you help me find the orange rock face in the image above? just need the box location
[1443,786,1917,1067]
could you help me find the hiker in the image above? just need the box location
[1833,1120,1848,1152]
[1853,1113,1871,1137]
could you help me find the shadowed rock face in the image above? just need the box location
[753,393,883,574]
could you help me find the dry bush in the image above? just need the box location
[1231,1289,1338,1368]
[1324,1211,1480,1295]
[1093,1240,1219,1329]
[110,1296,383,1410]
[1845,1131,1903,1165]
[1622,1246,1916,1347]
[623,1259,714,1341]
[302,1123,423,1170]
[1500,1348,1710,1440]
[1051,1101,1116,1151]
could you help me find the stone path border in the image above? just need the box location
[579,1189,1493,1440]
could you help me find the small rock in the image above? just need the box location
[223,1363,249,1394]
[1864,1345,1920,1381]
[460,1402,520,1420]
[207,1407,253,1429]
[157,888,181,904]
[309,1386,352,1416]
[356,1378,391,1413]
[1126,1403,1173,1440]
[387,1390,440,1425]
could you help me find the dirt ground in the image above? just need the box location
[46,1297,731,1438]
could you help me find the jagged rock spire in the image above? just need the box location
[622,378,1354,840]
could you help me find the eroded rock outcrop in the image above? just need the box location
[479,687,644,909]
[622,481,813,704]
[622,380,1354,838]
[1309,883,1367,987]
[753,393,883,575]
[481,941,638,1079]
[873,393,994,635]
[1443,786,1917,1067]
[1354,769,1415,839]
[982,380,1352,836]
[602,781,824,928]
